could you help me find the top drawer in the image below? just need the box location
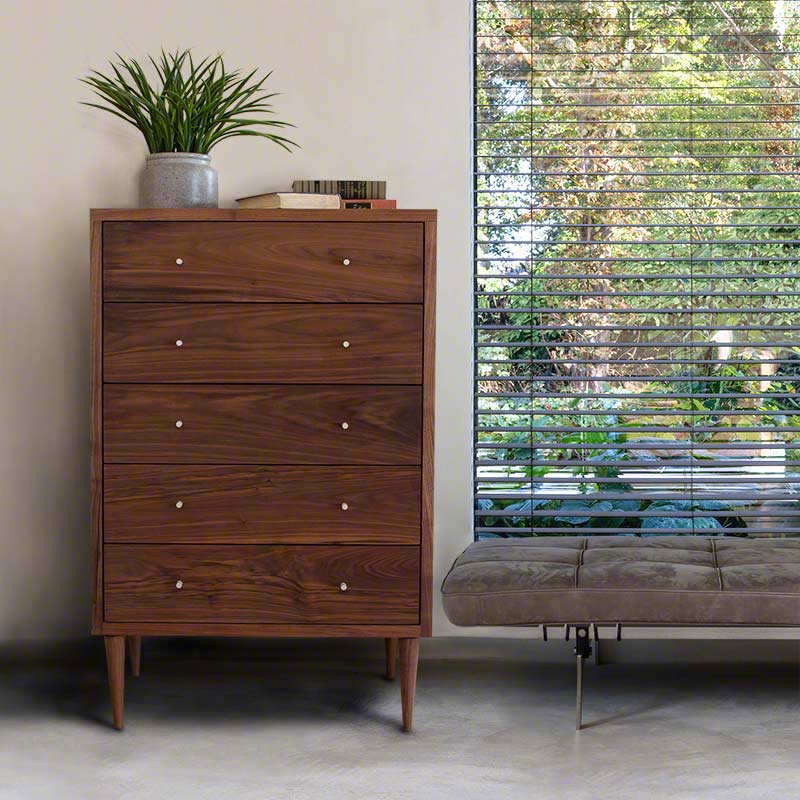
[103,221,424,302]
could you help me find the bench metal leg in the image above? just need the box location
[573,625,592,731]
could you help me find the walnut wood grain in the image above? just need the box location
[104,545,420,624]
[101,622,423,638]
[104,636,125,730]
[90,209,436,732]
[399,638,420,732]
[103,221,423,302]
[93,209,436,223]
[103,304,422,384]
[90,218,104,633]
[127,635,141,677]
[104,465,421,544]
[103,384,422,465]
[385,637,399,680]
[420,217,437,636]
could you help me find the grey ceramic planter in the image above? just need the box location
[140,152,218,208]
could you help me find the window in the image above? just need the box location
[474,0,800,538]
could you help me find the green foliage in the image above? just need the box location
[81,49,297,154]
[476,490,748,537]
[475,1,800,539]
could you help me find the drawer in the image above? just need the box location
[103,221,423,302]
[104,465,421,544]
[104,304,422,384]
[104,544,420,624]
[103,384,421,465]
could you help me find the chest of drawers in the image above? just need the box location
[90,209,435,731]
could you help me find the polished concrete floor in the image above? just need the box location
[0,638,798,800]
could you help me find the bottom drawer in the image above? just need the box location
[104,544,420,624]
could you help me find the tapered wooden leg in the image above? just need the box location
[385,637,398,680]
[127,635,141,677]
[104,636,125,730]
[399,637,420,732]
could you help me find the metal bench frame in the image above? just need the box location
[544,624,800,730]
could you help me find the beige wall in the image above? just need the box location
[0,0,474,640]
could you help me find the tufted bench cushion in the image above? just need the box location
[441,536,800,627]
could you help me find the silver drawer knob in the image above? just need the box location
[340,502,349,511]
[175,580,183,589]
[342,340,350,348]
[175,420,183,428]
[339,582,348,592]
[175,500,184,509]
[175,258,184,266]
[175,339,183,347]
[341,422,349,430]
[342,258,351,266]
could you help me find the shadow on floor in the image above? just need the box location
[0,637,798,732]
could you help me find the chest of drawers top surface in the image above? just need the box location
[90,209,435,639]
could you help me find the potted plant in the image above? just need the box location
[81,49,297,208]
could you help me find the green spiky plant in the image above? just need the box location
[81,49,297,154]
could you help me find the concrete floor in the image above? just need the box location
[0,638,798,800]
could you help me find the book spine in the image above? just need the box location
[292,180,387,198]
[342,199,397,209]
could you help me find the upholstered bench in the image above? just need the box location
[442,536,800,727]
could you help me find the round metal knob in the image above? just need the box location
[175,339,183,347]
[175,500,184,509]
[175,420,183,428]
[175,580,183,589]
[341,422,349,430]
[342,258,351,266]
[339,582,348,592]
[340,502,349,511]
[175,258,184,266]
[342,340,350,348]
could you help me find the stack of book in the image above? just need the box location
[236,180,396,210]
[294,180,396,209]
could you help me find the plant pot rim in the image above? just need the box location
[146,151,211,161]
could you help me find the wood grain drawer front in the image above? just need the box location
[104,466,421,544]
[104,544,420,624]
[103,221,423,302]
[104,385,422,465]
[104,304,422,384]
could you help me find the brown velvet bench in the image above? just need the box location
[442,536,800,728]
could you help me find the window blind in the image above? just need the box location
[474,0,800,538]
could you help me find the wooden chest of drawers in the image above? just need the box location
[90,209,435,731]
